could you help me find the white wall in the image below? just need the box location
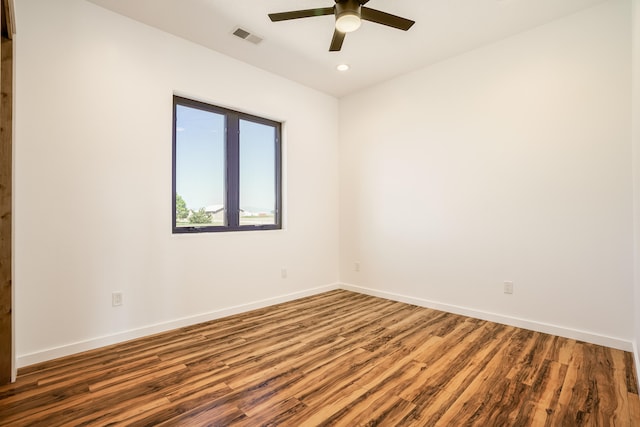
[633,0,640,371]
[14,0,339,366]
[340,0,634,349]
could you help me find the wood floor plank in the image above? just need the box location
[322,361,423,426]
[0,290,637,426]
[433,327,531,426]
[629,391,640,424]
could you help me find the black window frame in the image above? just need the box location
[172,96,282,233]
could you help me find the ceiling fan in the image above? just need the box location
[268,0,415,52]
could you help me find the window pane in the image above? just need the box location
[175,105,225,228]
[239,119,276,226]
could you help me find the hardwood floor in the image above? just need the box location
[1,290,638,426]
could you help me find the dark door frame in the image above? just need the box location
[1,0,14,385]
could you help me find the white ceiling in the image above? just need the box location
[86,0,608,98]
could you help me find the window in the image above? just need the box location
[172,96,282,233]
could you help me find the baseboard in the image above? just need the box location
[16,283,341,368]
[340,283,633,352]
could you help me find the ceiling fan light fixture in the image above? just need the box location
[335,12,361,33]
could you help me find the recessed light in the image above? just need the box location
[336,64,350,72]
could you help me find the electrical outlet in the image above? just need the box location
[112,292,123,306]
[281,268,288,279]
[354,262,360,272]
[503,281,514,295]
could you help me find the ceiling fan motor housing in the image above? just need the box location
[335,0,362,15]
[335,0,362,33]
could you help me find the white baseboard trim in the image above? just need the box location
[340,283,633,352]
[17,283,341,368]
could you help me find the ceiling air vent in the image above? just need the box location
[232,27,263,45]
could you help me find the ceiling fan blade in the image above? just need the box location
[329,29,346,52]
[269,7,334,22]
[361,7,415,31]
